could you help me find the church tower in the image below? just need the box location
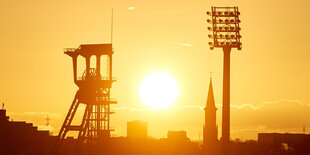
[203,75,218,149]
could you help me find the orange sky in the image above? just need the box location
[0,0,310,140]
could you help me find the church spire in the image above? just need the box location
[206,74,216,110]
[203,73,218,150]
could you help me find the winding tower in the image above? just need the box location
[51,44,117,154]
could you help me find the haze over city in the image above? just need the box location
[0,0,310,143]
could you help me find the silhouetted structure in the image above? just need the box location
[258,133,310,146]
[46,114,50,126]
[127,120,148,139]
[2,107,310,155]
[167,131,190,143]
[257,133,310,155]
[0,109,53,154]
[203,75,218,152]
[51,44,117,155]
[206,7,242,149]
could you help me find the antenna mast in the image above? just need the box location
[46,114,50,126]
[111,8,114,44]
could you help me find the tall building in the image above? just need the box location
[203,76,218,149]
[127,120,148,139]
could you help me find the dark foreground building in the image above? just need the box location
[0,108,200,155]
[257,133,310,155]
[2,108,310,155]
[0,109,54,154]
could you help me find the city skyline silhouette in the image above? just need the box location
[1,1,310,154]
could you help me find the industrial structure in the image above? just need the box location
[206,6,242,150]
[127,120,148,139]
[51,44,117,155]
[203,75,218,151]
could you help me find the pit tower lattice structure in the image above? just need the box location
[51,44,117,155]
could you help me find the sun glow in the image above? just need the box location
[139,72,178,109]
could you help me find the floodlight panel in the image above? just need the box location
[207,6,242,49]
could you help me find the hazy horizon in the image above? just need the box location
[1,0,310,141]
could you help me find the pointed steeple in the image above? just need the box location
[203,73,218,149]
[206,75,216,110]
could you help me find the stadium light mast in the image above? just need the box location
[206,6,242,147]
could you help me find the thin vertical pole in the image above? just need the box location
[111,8,114,44]
[222,46,231,153]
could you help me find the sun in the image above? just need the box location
[139,72,178,109]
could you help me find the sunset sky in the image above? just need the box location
[1,0,310,141]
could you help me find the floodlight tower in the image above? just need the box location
[206,6,242,146]
[51,44,117,155]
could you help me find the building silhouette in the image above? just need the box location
[258,133,310,146]
[127,120,148,139]
[0,109,53,154]
[2,107,310,155]
[203,76,218,151]
[167,131,190,143]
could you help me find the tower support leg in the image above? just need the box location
[74,104,93,155]
[50,91,80,155]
